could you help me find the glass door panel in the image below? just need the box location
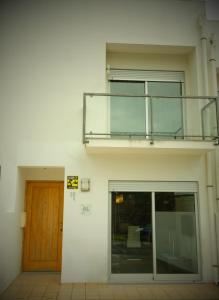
[111,192,152,274]
[110,188,200,281]
[148,82,183,139]
[110,81,146,137]
[155,192,198,275]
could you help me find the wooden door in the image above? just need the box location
[22,181,64,271]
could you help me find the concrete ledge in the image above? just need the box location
[85,139,217,155]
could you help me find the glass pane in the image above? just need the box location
[155,192,198,274]
[202,100,218,140]
[110,81,145,136]
[148,82,183,139]
[111,192,152,274]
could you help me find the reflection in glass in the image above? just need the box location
[111,192,152,273]
[110,81,146,137]
[148,81,183,139]
[155,192,198,274]
[202,100,218,140]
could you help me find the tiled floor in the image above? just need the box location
[0,272,219,300]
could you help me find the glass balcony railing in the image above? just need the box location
[83,93,219,145]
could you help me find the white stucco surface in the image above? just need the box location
[0,0,219,292]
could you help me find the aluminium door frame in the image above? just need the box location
[108,185,201,283]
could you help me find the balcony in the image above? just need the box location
[83,93,219,154]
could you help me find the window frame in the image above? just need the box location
[107,70,185,140]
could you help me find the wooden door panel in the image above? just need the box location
[23,181,64,271]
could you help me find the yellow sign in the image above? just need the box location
[67,176,78,189]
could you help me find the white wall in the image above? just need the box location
[62,152,212,282]
[0,0,219,290]
[0,165,24,293]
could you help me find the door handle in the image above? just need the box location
[60,222,63,232]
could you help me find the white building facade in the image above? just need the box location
[0,0,219,292]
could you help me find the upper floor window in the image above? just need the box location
[109,69,184,139]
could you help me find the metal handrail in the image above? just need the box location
[85,133,217,138]
[84,92,217,100]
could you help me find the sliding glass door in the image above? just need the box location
[155,192,198,279]
[110,81,146,137]
[110,80,183,139]
[111,192,153,274]
[110,186,200,281]
[148,82,183,139]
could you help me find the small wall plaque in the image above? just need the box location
[67,176,78,189]
[81,204,91,216]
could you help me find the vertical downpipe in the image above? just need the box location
[83,93,86,144]
[199,16,218,283]
[206,152,218,283]
[209,35,218,97]
[209,35,219,283]
[200,18,209,137]
[201,35,209,95]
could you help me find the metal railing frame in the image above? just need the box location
[82,93,219,145]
